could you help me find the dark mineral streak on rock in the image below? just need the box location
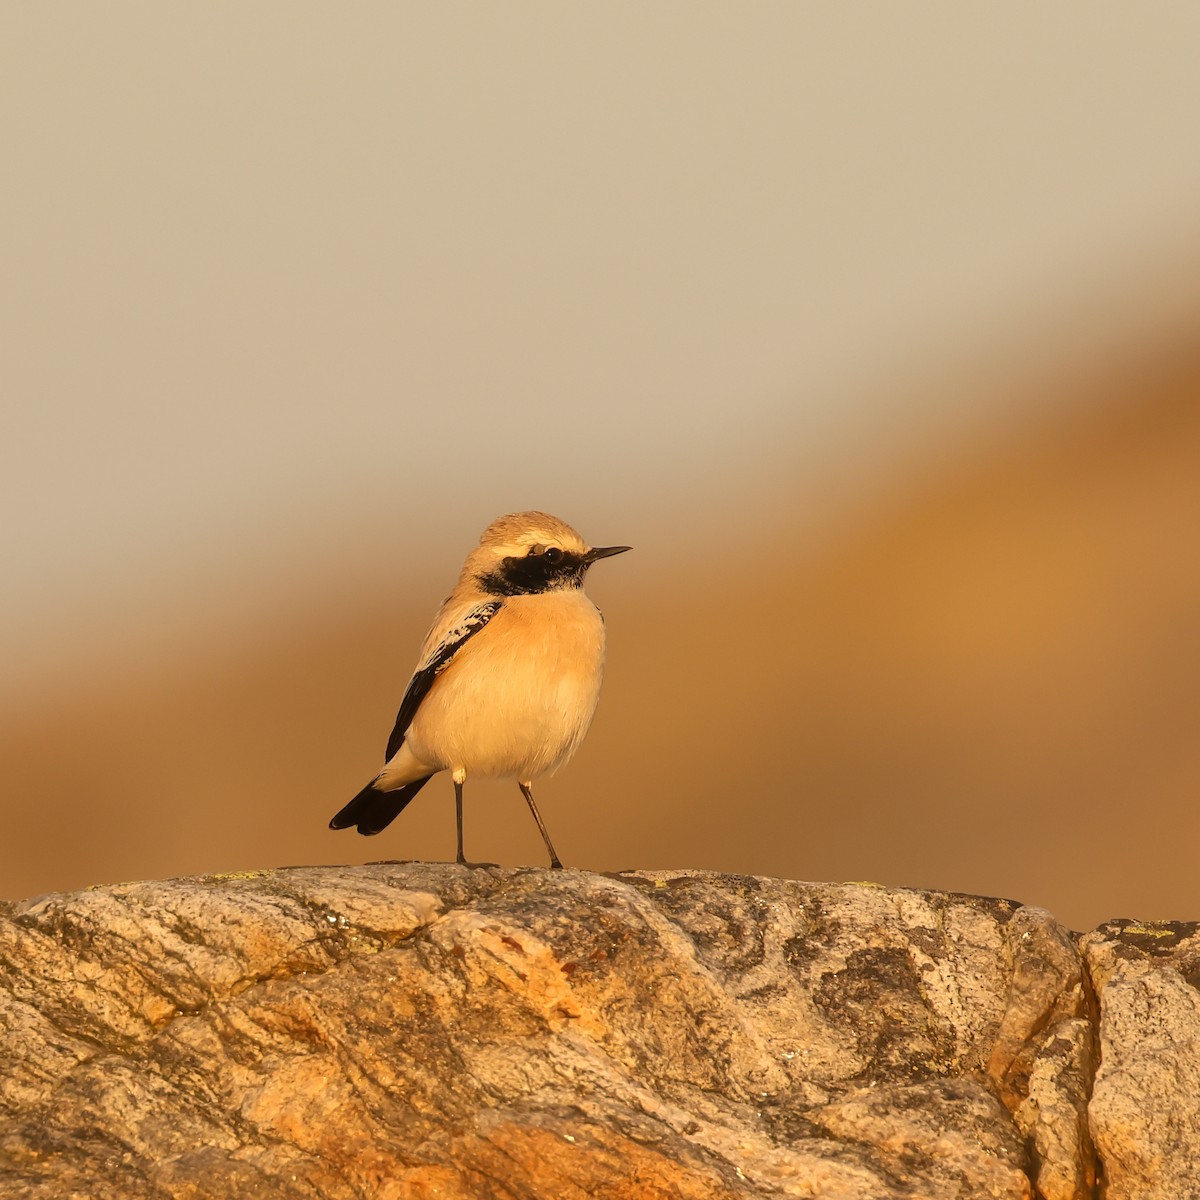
[0,865,1108,1198]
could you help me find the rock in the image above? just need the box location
[1082,919,1200,1200]
[0,866,1095,1198]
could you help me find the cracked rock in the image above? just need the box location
[0,866,1094,1198]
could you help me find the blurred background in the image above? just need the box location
[3,5,1200,930]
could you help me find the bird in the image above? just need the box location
[329,511,630,868]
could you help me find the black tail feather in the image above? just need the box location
[328,775,434,836]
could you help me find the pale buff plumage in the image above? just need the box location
[330,511,629,866]
[391,511,600,779]
[396,592,606,782]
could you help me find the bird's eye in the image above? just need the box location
[543,547,564,564]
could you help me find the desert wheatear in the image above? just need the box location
[329,511,629,868]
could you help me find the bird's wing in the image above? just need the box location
[384,600,502,762]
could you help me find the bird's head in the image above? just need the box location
[469,511,631,596]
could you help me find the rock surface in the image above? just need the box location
[0,864,1173,1198]
[1082,919,1200,1200]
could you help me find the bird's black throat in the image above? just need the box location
[477,552,587,596]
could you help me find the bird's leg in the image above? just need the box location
[518,781,563,869]
[453,768,467,865]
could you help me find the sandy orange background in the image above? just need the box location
[4,7,1200,930]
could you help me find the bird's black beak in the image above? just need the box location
[584,545,632,563]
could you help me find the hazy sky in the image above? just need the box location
[5,4,1200,700]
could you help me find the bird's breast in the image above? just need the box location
[405,590,608,779]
